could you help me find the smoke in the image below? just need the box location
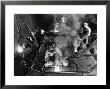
[71,14,85,31]
[64,14,86,37]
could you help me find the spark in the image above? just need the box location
[41,29,45,34]
[16,44,24,53]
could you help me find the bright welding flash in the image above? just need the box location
[54,66,61,72]
[41,29,45,34]
[17,45,24,53]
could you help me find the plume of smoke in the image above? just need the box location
[64,14,85,37]
[71,14,85,30]
[53,14,86,37]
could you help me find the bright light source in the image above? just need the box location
[54,66,61,72]
[17,45,24,53]
[54,23,59,32]
[54,29,59,32]
[41,29,45,34]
